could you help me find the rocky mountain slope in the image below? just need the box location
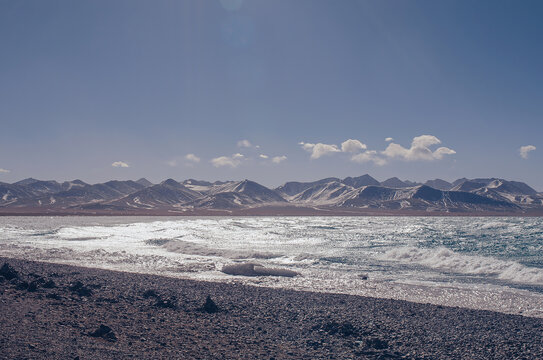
[0,175,541,214]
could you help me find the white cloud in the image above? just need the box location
[272,155,287,164]
[237,139,252,148]
[111,161,130,168]
[185,153,201,163]
[299,142,341,159]
[211,154,244,168]
[433,147,457,159]
[385,137,394,142]
[259,154,269,159]
[0,168,10,173]
[382,135,455,161]
[519,145,536,159]
[341,139,367,153]
[411,135,441,148]
[351,151,387,166]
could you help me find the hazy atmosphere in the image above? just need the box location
[1,0,541,189]
[2,2,543,358]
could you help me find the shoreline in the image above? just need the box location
[2,257,543,359]
[1,206,542,217]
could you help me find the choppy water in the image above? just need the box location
[1,216,543,317]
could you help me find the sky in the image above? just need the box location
[0,0,542,190]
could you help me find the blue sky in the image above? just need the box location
[0,0,541,189]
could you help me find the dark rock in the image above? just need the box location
[143,289,159,298]
[319,321,358,337]
[16,281,29,290]
[154,296,177,309]
[89,324,117,342]
[366,337,389,350]
[0,263,18,280]
[202,295,219,313]
[96,297,119,304]
[46,293,62,300]
[69,281,93,296]
[27,281,39,292]
[43,279,56,288]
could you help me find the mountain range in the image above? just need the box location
[1,175,542,215]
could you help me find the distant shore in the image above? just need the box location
[1,257,543,359]
[1,205,542,217]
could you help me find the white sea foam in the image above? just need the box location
[383,246,543,285]
[1,216,543,317]
[162,239,283,260]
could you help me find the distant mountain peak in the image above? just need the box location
[136,178,153,187]
[424,179,453,191]
[342,174,380,188]
[161,178,181,187]
[381,177,409,188]
[14,178,40,186]
[2,175,541,213]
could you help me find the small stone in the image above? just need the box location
[0,263,18,280]
[89,324,117,342]
[46,293,61,300]
[143,289,158,298]
[43,279,56,288]
[69,281,92,296]
[154,296,177,309]
[16,281,29,290]
[27,281,39,292]
[366,337,389,350]
[202,295,219,313]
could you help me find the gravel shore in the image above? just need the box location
[1,257,542,359]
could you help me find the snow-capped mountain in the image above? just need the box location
[5,180,146,208]
[0,175,540,214]
[290,180,355,205]
[275,177,340,198]
[106,179,202,209]
[188,180,286,209]
[341,185,518,212]
[450,178,542,207]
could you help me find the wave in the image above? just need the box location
[29,229,59,237]
[310,225,337,230]
[382,246,543,285]
[162,239,283,260]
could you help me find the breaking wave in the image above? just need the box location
[383,246,543,285]
[163,239,283,260]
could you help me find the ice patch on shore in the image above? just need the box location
[221,263,299,277]
[383,247,543,285]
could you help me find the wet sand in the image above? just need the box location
[1,257,543,359]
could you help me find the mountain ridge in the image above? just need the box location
[0,176,541,214]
